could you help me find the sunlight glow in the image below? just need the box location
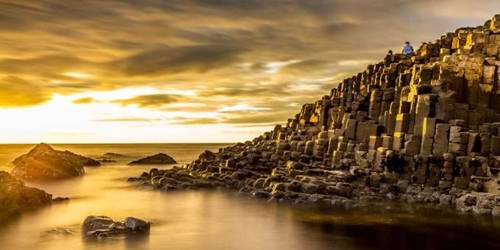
[62,72,93,79]
[218,104,270,112]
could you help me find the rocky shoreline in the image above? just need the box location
[130,15,500,217]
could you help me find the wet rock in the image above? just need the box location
[129,153,177,165]
[41,228,74,238]
[102,152,127,158]
[125,217,151,232]
[301,183,319,194]
[82,215,150,240]
[456,194,478,213]
[102,158,118,163]
[53,197,70,203]
[0,171,52,217]
[252,190,270,199]
[11,143,100,180]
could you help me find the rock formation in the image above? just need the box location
[131,15,500,215]
[128,153,177,165]
[0,171,52,218]
[82,216,150,240]
[11,143,100,180]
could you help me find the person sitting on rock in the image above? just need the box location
[402,41,414,56]
[384,50,395,66]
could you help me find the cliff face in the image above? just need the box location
[133,15,500,216]
[271,14,500,191]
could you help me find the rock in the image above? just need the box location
[82,216,116,234]
[492,206,500,216]
[124,217,150,232]
[439,194,452,207]
[199,150,217,161]
[128,153,177,165]
[53,197,70,203]
[10,143,100,180]
[82,215,150,240]
[100,159,117,163]
[456,194,477,213]
[0,171,52,218]
[102,152,127,158]
[42,228,74,237]
[252,190,270,199]
[301,183,319,194]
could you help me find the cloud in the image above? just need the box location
[112,94,181,107]
[278,59,330,75]
[73,97,95,104]
[170,117,221,125]
[113,44,247,76]
[0,76,51,107]
[0,0,498,135]
[93,117,162,122]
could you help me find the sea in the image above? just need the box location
[0,143,499,250]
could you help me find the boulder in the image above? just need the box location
[125,217,151,232]
[199,150,217,161]
[82,216,150,240]
[128,153,177,165]
[11,143,100,180]
[0,171,52,218]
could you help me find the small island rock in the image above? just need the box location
[11,143,101,180]
[128,153,177,165]
[102,152,127,158]
[82,215,150,240]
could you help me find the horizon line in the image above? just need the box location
[0,142,237,145]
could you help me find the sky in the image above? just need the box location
[0,0,499,143]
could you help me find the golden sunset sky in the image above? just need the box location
[0,0,499,143]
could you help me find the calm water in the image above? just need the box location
[0,144,499,250]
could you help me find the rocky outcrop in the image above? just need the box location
[82,216,150,240]
[11,143,100,180]
[99,153,128,163]
[0,171,52,218]
[128,153,177,165]
[131,15,500,215]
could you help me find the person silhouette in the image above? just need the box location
[402,41,414,55]
[384,50,395,65]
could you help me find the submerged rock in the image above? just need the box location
[0,171,52,218]
[82,215,150,240]
[10,143,100,180]
[99,159,117,163]
[128,153,177,165]
[53,197,70,203]
[42,227,74,237]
